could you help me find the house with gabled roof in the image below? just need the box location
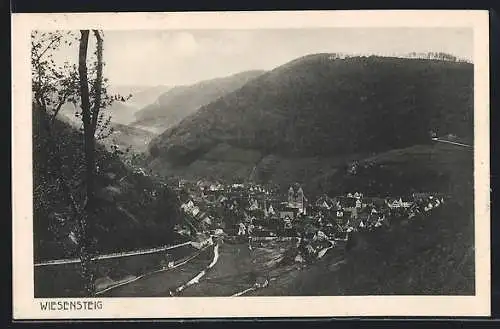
[353,192,363,199]
[432,197,442,208]
[315,194,335,209]
[181,199,200,216]
[424,201,435,212]
[265,203,276,217]
[356,209,371,229]
[335,209,345,219]
[387,197,404,209]
[248,198,259,211]
[400,196,414,208]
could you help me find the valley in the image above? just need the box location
[33,52,475,298]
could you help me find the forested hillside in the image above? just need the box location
[33,107,182,261]
[149,54,473,166]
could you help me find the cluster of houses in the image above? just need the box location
[173,179,447,247]
[309,191,446,238]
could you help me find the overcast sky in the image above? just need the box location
[51,28,473,87]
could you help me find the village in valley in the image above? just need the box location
[173,178,447,263]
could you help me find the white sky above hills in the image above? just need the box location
[50,28,473,87]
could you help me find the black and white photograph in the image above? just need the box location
[12,11,490,319]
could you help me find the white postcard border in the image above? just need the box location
[12,10,490,319]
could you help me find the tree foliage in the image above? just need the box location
[32,30,132,296]
[32,30,183,297]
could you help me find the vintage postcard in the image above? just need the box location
[12,10,490,319]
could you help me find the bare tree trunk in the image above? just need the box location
[91,30,103,137]
[77,29,96,296]
[78,30,93,206]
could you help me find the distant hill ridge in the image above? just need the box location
[58,106,156,153]
[59,84,171,126]
[131,70,266,133]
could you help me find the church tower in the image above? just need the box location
[296,186,306,214]
[297,187,304,207]
[288,186,295,205]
